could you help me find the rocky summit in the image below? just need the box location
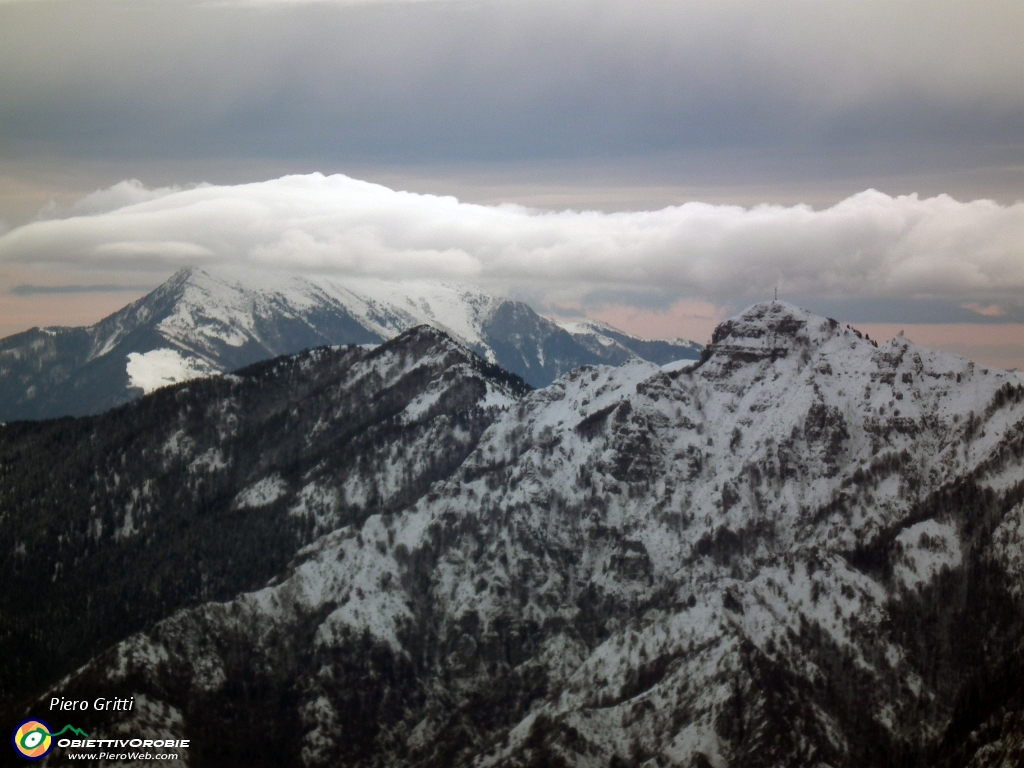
[8,302,1024,767]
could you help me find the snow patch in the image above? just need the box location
[893,520,962,589]
[479,385,516,411]
[661,358,695,372]
[234,475,287,508]
[402,388,445,422]
[189,448,226,473]
[127,348,218,394]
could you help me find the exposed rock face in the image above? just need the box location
[0,268,700,421]
[11,302,1024,768]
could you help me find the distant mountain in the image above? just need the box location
[0,267,701,421]
[556,318,701,367]
[8,302,1024,767]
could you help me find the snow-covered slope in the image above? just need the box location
[29,302,1024,767]
[0,267,700,420]
[149,268,503,366]
[557,318,702,367]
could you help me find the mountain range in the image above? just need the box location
[0,267,700,422]
[4,301,1024,767]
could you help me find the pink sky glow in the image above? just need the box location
[591,301,1024,372]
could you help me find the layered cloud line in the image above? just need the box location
[2,173,1023,304]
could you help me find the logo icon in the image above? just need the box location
[11,721,88,760]
[12,719,54,761]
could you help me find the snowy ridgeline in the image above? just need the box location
[0,266,702,420]
[32,302,1024,768]
[145,267,702,385]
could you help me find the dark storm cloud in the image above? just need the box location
[1,0,1022,165]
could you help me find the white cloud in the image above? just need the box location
[2,173,1023,304]
[38,179,188,220]
[961,302,1007,318]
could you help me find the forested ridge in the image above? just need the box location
[0,326,528,718]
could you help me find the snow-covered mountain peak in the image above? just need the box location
[692,302,842,394]
[160,265,505,354]
[710,300,844,349]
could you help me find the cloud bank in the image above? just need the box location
[2,174,1023,307]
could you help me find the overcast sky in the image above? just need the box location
[1,0,1022,365]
